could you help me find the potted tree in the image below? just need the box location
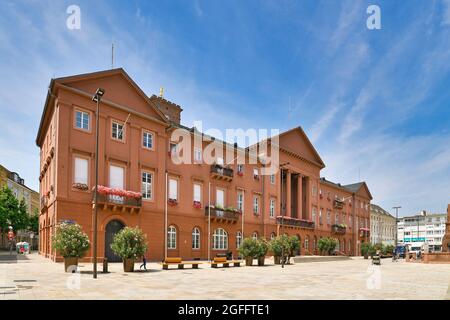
[256,239,269,266]
[287,236,300,260]
[239,238,259,266]
[361,242,372,259]
[269,237,283,264]
[52,223,90,272]
[317,237,337,256]
[111,227,148,272]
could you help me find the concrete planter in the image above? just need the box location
[274,256,281,264]
[245,257,253,266]
[123,258,135,272]
[64,257,78,272]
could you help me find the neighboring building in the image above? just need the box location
[397,211,447,252]
[442,204,450,252]
[370,204,396,245]
[35,68,373,262]
[0,164,39,248]
[0,164,39,216]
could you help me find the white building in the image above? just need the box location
[370,204,396,245]
[397,211,447,252]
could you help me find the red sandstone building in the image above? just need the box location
[36,69,372,262]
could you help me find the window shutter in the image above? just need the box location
[109,165,124,189]
[74,158,88,184]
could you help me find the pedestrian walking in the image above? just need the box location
[140,255,147,271]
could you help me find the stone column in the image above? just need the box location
[286,171,291,217]
[305,176,311,220]
[297,174,302,219]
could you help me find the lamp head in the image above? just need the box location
[92,88,105,102]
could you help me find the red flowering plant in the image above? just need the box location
[193,200,202,209]
[237,171,244,177]
[92,186,142,199]
[168,198,178,206]
[72,183,88,191]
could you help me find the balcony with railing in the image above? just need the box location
[331,224,347,235]
[93,186,142,214]
[276,216,315,229]
[205,206,240,223]
[210,164,234,182]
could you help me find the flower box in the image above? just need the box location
[93,185,142,199]
[193,201,202,209]
[72,183,88,191]
[168,198,178,206]
[253,175,260,180]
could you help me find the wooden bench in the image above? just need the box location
[159,257,203,270]
[210,256,241,268]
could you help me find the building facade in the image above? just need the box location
[36,69,372,262]
[370,204,396,245]
[397,211,447,252]
[0,165,39,216]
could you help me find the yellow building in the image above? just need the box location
[0,164,39,216]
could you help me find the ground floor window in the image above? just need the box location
[213,228,228,250]
[168,225,177,249]
[236,231,242,249]
[192,227,200,249]
[305,236,309,250]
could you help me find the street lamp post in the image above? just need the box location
[279,162,289,268]
[92,88,105,279]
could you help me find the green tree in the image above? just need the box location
[28,210,39,233]
[0,186,29,235]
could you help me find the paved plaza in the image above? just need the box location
[1,252,450,300]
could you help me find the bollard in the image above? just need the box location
[103,257,108,273]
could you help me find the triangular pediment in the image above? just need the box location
[56,68,168,123]
[277,127,325,168]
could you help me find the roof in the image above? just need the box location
[343,182,373,200]
[370,204,395,219]
[36,68,170,146]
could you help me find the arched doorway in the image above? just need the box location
[105,220,125,262]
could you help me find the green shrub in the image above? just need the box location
[255,238,269,257]
[111,227,148,260]
[239,238,259,258]
[317,237,338,255]
[361,242,373,256]
[52,223,90,258]
[269,237,283,256]
[287,236,300,256]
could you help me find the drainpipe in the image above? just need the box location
[164,171,168,260]
[208,182,211,261]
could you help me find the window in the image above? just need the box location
[319,209,323,224]
[169,178,178,200]
[236,231,242,249]
[74,157,88,185]
[112,121,124,140]
[335,212,339,224]
[327,211,331,225]
[75,110,89,130]
[216,157,224,165]
[168,226,177,249]
[253,168,259,178]
[193,184,201,202]
[305,236,309,250]
[109,165,124,189]
[349,215,352,228]
[270,232,276,240]
[142,131,153,149]
[237,164,243,173]
[194,148,202,163]
[312,185,317,196]
[253,196,259,215]
[216,189,224,207]
[169,143,177,156]
[213,228,228,250]
[269,199,275,218]
[192,227,200,249]
[237,191,244,212]
[141,172,153,200]
[270,174,275,184]
[252,232,258,240]
[312,207,317,223]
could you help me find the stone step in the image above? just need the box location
[292,255,352,263]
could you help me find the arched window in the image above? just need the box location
[192,227,200,250]
[213,228,228,250]
[252,232,258,240]
[270,232,276,240]
[335,238,340,252]
[342,239,346,253]
[168,225,177,249]
[305,236,309,250]
[313,236,317,252]
[236,231,242,249]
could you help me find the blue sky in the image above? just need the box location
[1,0,450,217]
